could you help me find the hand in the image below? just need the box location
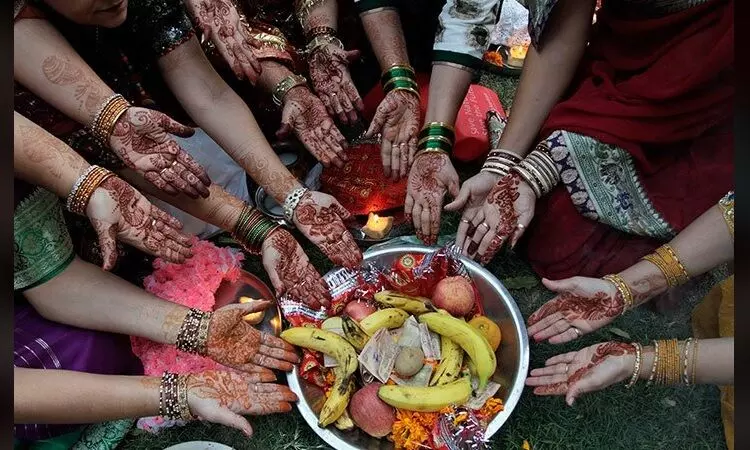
[292,190,362,268]
[206,300,300,375]
[365,90,420,180]
[185,0,263,83]
[261,228,330,309]
[404,153,459,245]
[276,86,348,168]
[457,173,535,265]
[525,341,636,406]
[445,170,502,231]
[527,277,624,344]
[307,44,364,125]
[86,176,193,270]
[186,370,298,437]
[110,107,210,198]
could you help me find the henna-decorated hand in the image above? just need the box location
[404,153,459,245]
[109,107,211,198]
[207,300,300,375]
[184,0,263,83]
[186,370,298,437]
[445,170,501,228]
[277,86,348,168]
[261,228,330,309]
[292,190,362,268]
[307,44,364,125]
[365,90,420,180]
[525,341,636,406]
[457,173,535,265]
[527,277,623,344]
[86,177,193,270]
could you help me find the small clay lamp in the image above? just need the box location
[361,212,393,240]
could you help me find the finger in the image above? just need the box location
[164,239,192,259]
[259,344,300,363]
[546,351,579,366]
[160,167,195,199]
[476,230,502,264]
[527,311,565,336]
[322,135,345,169]
[381,139,393,178]
[205,408,254,437]
[150,206,183,230]
[455,215,472,250]
[391,143,402,181]
[344,49,361,62]
[338,92,358,123]
[330,199,353,221]
[260,332,297,352]
[263,261,286,295]
[92,220,118,271]
[533,320,573,342]
[411,202,423,240]
[320,95,335,118]
[159,114,195,138]
[524,373,568,386]
[420,202,431,243]
[533,383,568,396]
[444,185,471,211]
[341,231,363,267]
[509,223,528,249]
[250,353,294,372]
[247,382,298,400]
[144,172,178,196]
[160,247,186,265]
[408,136,417,167]
[177,150,211,188]
[566,377,597,406]
[366,108,386,137]
[428,200,440,244]
[548,328,583,345]
[448,178,460,199]
[404,194,415,224]
[236,365,276,379]
[542,277,579,293]
[529,363,569,377]
[330,95,347,124]
[276,122,293,140]
[399,143,409,179]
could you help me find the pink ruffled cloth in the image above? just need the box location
[130,239,245,432]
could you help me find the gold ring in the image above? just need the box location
[461,219,470,224]
[480,222,490,230]
[151,219,157,228]
[572,327,582,337]
[565,364,569,373]
[517,223,525,229]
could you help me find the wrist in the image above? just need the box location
[283,85,311,104]
[172,308,212,355]
[619,261,669,306]
[639,346,655,380]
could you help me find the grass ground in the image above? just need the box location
[119,72,727,450]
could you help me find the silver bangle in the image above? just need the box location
[283,187,309,222]
[66,165,98,212]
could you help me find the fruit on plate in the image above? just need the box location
[344,300,377,322]
[321,316,343,331]
[431,276,475,317]
[468,315,502,351]
[378,376,472,412]
[418,313,497,390]
[359,308,409,335]
[334,408,356,431]
[341,315,370,351]
[429,337,463,386]
[280,327,358,426]
[394,347,425,378]
[238,297,265,324]
[373,291,435,314]
[349,383,395,438]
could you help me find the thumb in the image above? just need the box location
[345,49,361,62]
[447,179,460,200]
[331,199,353,221]
[542,277,579,293]
[565,378,594,407]
[444,185,471,211]
[204,407,254,437]
[160,113,195,138]
[92,220,118,271]
[218,300,274,320]
[365,108,386,138]
[276,122,293,140]
[262,257,286,296]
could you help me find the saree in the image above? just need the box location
[521,0,733,279]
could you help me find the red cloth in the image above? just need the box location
[525,0,734,279]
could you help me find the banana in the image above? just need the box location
[378,376,472,412]
[429,336,464,386]
[341,316,369,351]
[322,316,343,331]
[359,308,409,335]
[373,291,435,314]
[333,408,355,431]
[280,327,358,426]
[418,313,496,391]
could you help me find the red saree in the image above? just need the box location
[524,0,734,279]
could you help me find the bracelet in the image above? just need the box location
[390,86,421,99]
[642,244,689,287]
[602,274,634,314]
[159,372,194,420]
[283,187,309,222]
[682,338,694,385]
[232,204,281,254]
[649,338,683,386]
[305,34,343,55]
[175,308,213,355]
[718,191,734,239]
[272,74,307,107]
[511,164,543,198]
[690,339,699,385]
[296,0,327,24]
[414,148,449,160]
[90,94,131,143]
[625,342,642,388]
[647,340,659,386]
[417,134,453,147]
[306,26,336,39]
[65,165,116,215]
[381,64,416,80]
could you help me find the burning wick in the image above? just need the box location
[507,44,529,67]
[362,212,393,240]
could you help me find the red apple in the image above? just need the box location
[349,382,395,438]
[344,300,377,322]
[432,276,475,317]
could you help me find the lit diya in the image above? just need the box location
[506,44,529,68]
[361,212,394,240]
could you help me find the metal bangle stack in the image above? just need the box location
[175,308,212,355]
[481,149,522,178]
[510,143,560,197]
[233,203,281,254]
[90,93,130,144]
[415,122,454,160]
[272,74,308,107]
[159,372,194,421]
[381,63,419,99]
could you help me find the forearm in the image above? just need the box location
[120,168,242,231]
[301,0,338,32]
[424,64,473,124]
[619,204,734,305]
[497,0,595,155]
[15,368,159,424]
[257,61,297,94]
[24,257,188,345]
[637,338,733,385]
[13,112,89,197]
[13,18,115,126]
[359,8,410,69]
[158,37,301,202]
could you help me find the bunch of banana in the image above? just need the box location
[280,327,358,426]
[429,336,464,386]
[359,308,409,335]
[341,316,369,351]
[373,291,435,314]
[333,408,355,431]
[418,313,496,390]
[378,376,472,412]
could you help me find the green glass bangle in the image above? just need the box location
[417,139,453,153]
[381,67,415,84]
[383,78,418,91]
[418,127,455,141]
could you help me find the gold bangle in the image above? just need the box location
[423,121,455,132]
[390,86,421,99]
[625,342,642,388]
[652,244,689,286]
[642,252,679,287]
[690,339,699,385]
[91,94,131,143]
[414,148,449,160]
[381,63,415,77]
[66,166,115,215]
[272,74,307,107]
[602,274,633,314]
[647,340,659,386]
[718,191,734,239]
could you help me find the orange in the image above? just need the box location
[468,315,502,351]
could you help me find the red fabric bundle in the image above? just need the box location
[526,0,734,279]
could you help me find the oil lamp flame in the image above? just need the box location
[362,212,393,239]
[510,44,528,61]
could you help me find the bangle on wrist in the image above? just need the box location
[481,149,522,178]
[175,308,212,355]
[66,165,116,215]
[159,372,195,420]
[305,34,343,55]
[283,187,309,223]
[381,64,419,99]
[306,26,336,40]
[641,244,689,287]
[718,191,734,239]
[90,94,130,144]
[232,204,280,254]
[272,74,308,107]
[624,342,642,388]
[602,273,634,314]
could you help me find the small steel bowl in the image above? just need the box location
[286,245,530,449]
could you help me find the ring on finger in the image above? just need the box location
[572,327,582,337]
[517,223,525,230]
[479,222,490,230]
[151,219,157,228]
[461,219,470,224]
[565,364,569,373]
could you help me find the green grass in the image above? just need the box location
[119,72,727,450]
